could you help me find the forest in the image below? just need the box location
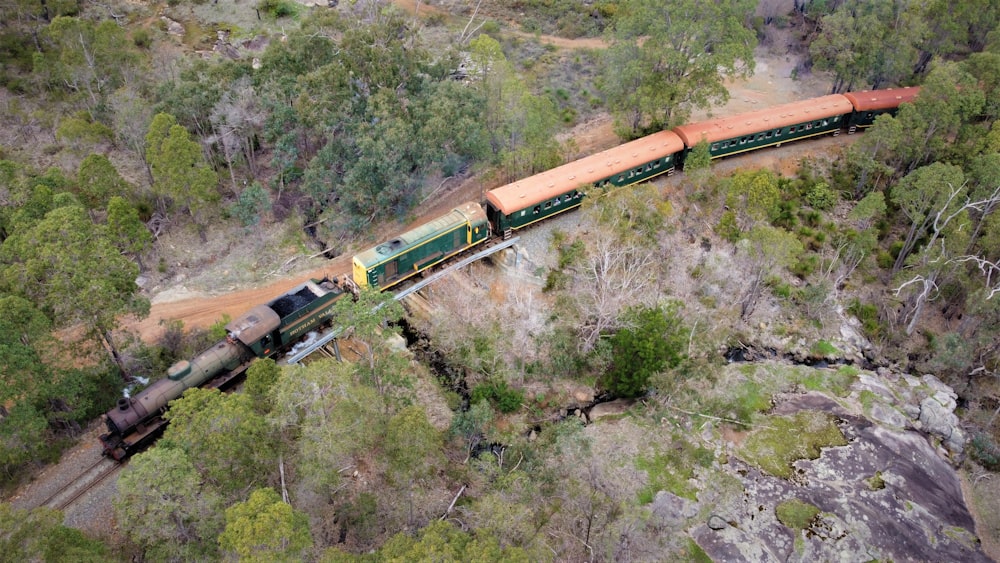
[2,0,1000,560]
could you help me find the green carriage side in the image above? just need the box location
[843,86,921,131]
[352,202,489,290]
[673,94,855,160]
[485,130,684,237]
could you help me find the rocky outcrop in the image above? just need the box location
[692,383,988,562]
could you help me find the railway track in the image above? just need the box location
[38,456,121,511]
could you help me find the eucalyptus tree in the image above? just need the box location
[218,487,312,563]
[33,16,142,115]
[114,446,224,561]
[76,154,133,210]
[145,112,220,233]
[0,204,148,375]
[599,0,757,138]
[160,388,275,498]
[809,0,926,92]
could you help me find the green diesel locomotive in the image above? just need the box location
[352,201,490,290]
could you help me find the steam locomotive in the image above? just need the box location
[100,277,348,460]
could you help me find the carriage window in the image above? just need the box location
[822,119,828,126]
[574,192,581,199]
[805,123,813,130]
[533,206,540,214]
[544,201,552,209]
[765,131,773,138]
[653,159,661,168]
[553,198,560,206]
[618,175,625,182]
[789,126,797,133]
[711,143,718,151]
[775,128,782,136]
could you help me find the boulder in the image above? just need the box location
[588,398,634,421]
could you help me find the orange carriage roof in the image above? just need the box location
[671,94,854,146]
[485,130,684,215]
[843,86,921,112]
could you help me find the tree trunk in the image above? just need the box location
[101,328,129,380]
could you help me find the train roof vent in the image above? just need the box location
[168,360,192,381]
[376,239,405,254]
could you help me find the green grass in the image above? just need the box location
[740,411,847,478]
[636,436,714,503]
[798,366,857,397]
[810,340,840,357]
[775,498,820,529]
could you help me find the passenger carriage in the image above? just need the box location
[485,130,685,238]
[672,94,855,160]
[842,86,922,132]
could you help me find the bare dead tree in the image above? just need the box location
[575,231,657,351]
[893,185,1000,334]
[457,0,486,45]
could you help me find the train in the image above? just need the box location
[352,87,921,291]
[100,276,349,460]
[101,87,919,459]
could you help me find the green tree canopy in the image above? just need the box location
[106,196,152,265]
[161,388,275,497]
[0,503,108,562]
[0,204,148,372]
[34,16,140,112]
[600,0,757,138]
[268,359,383,493]
[76,154,133,209]
[145,112,219,226]
[218,487,312,563]
[114,446,223,560]
[809,0,926,92]
[375,520,530,562]
[890,162,967,273]
[604,303,687,398]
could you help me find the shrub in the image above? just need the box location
[970,433,1000,470]
[256,0,299,18]
[603,304,686,398]
[847,299,883,341]
[805,181,837,210]
[471,380,524,414]
[716,210,741,242]
[132,28,152,49]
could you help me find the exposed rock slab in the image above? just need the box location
[691,389,989,562]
